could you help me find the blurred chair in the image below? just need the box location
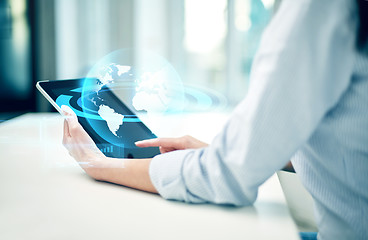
[277,170,318,232]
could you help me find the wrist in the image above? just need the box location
[80,154,109,180]
[91,157,128,181]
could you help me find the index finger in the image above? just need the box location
[135,138,181,148]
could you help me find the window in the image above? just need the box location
[54,0,276,109]
[0,0,34,112]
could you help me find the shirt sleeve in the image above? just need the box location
[149,0,358,206]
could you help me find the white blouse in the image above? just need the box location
[149,0,368,239]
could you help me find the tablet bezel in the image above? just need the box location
[36,80,65,114]
[36,79,160,159]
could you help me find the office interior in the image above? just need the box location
[0,0,282,120]
[0,0,319,239]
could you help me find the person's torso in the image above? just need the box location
[291,48,368,240]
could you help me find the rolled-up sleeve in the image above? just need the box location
[149,0,357,206]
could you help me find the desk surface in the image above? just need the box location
[0,113,299,240]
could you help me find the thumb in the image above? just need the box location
[61,105,76,118]
[61,105,77,121]
[61,105,80,135]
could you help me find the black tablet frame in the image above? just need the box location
[37,78,161,159]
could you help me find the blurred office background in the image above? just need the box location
[0,0,279,121]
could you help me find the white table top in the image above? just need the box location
[0,113,299,240]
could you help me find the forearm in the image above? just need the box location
[62,107,158,194]
[91,157,158,194]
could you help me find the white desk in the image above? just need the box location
[0,113,299,240]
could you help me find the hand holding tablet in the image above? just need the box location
[37,78,161,159]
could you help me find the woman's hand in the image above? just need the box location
[135,135,208,154]
[61,105,157,193]
[62,105,107,179]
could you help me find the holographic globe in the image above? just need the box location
[81,49,184,147]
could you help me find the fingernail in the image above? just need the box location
[135,141,144,145]
[61,106,68,115]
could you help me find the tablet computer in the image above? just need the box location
[36,78,160,159]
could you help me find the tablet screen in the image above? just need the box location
[38,78,160,159]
